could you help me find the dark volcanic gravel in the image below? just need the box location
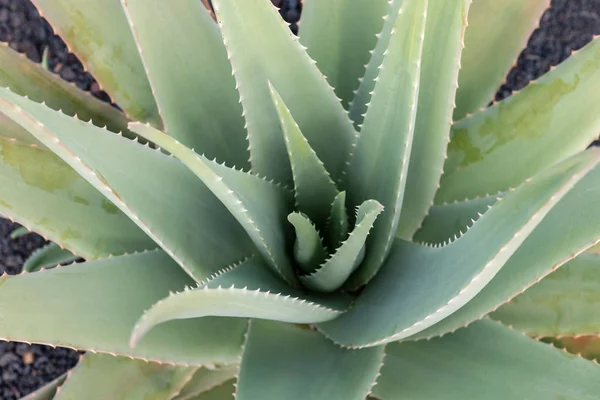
[0,0,599,398]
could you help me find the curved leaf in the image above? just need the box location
[236,320,384,400]
[288,212,327,274]
[0,138,154,259]
[454,0,550,119]
[438,36,600,203]
[411,161,600,340]
[131,256,348,347]
[320,150,600,347]
[0,87,257,282]
[210,0,357,184]
[119,0,249,168]
[130,122,295,285]
[0,251,247,365]
[54,354,196,400]
[373,319,600,400]
[302,200,383,293]
[298,0,389,108]
[21,373,66,400]
[174,366,238,400]
[191,381,235,400]
[23,243,76,272]
[344,0,428,289]
[30,0,160,124]
[270,85,338,228]
[397,0,471,239]
[326,191,348,252]
[491,252,600,336]
[9,226,30,239]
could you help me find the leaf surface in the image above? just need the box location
[438,36,600,203]
[54,354,196,400]
[174,366,238,400]
[131,256,348,346]
[491,252,600,336]
[344,0,428,289]
[454,0,550,119]
[326,191,348,252]
[299,0,389,108]
[0,87,257,282]
[320,150,600,347]
[21,374,66,400]
[30,0,160,124]
[235,320,384,400]
[373,319,600,400]
[0,251,246,365]
[211,0,356,184]
[287,212,327,274]
[0,138,154,259]
[23,243,76,272]
[119,0,249,168]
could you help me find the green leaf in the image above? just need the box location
[287,212,327,274]
[190,381,235,400]
[411,160,600,340]
[0,44,130,140]
[54,354,196,400]
[326,191,348,252]
[298,0,389,108]
[397,0,471,239]
[438,36,600,203]
[491,252,600,336]
[129,122,295,285]
[454,0,550,119]
[0,138,154,259]
[344,0,428,289]
[9,226,30,239]
[210,0,356,184]
[0,251,246,365]
[349,0,403,128]
[174,366,238,400]
[0,111,39,146]
[23,243,76,272]
[21,373,66,400]
[130,256,348,347]
[373,319,600,400]
[412,195,498,244]
[319,150,600,347]
[269,85,338,228]
[235,320,384,400]
[119,0,249,168]
[0,87,257,282]
[30,0,160,124]
[302,200,383,293]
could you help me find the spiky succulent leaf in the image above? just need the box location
[0,251,246,365]
[0,43,129,136]
[22,243,76,272]
[344,0,427,289]
[129,122,296,284]
[326,191,349,252]
[454,0,550,119]
[210,0,356,184]
[53,354,196,400]
[173,366,238,400]
[191,381,235,400]
[491,252,600,336]
[119,0,249,168]
[373,319,600,400]
[438,36,600,203]
[8,226,30,239]
[287,212,327,274]
[30,0,160,125]
[0,138,154,258]
[320,150,600,347]
[130,256,349,346]
[299,0,389,108]
[412,161,600,340]
[301,199,383,293]
[396,0,471,240]
[270,85,339,228]
[0,87,257,282]
[235,320,384,400]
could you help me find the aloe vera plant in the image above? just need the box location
[3,0,600,398]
